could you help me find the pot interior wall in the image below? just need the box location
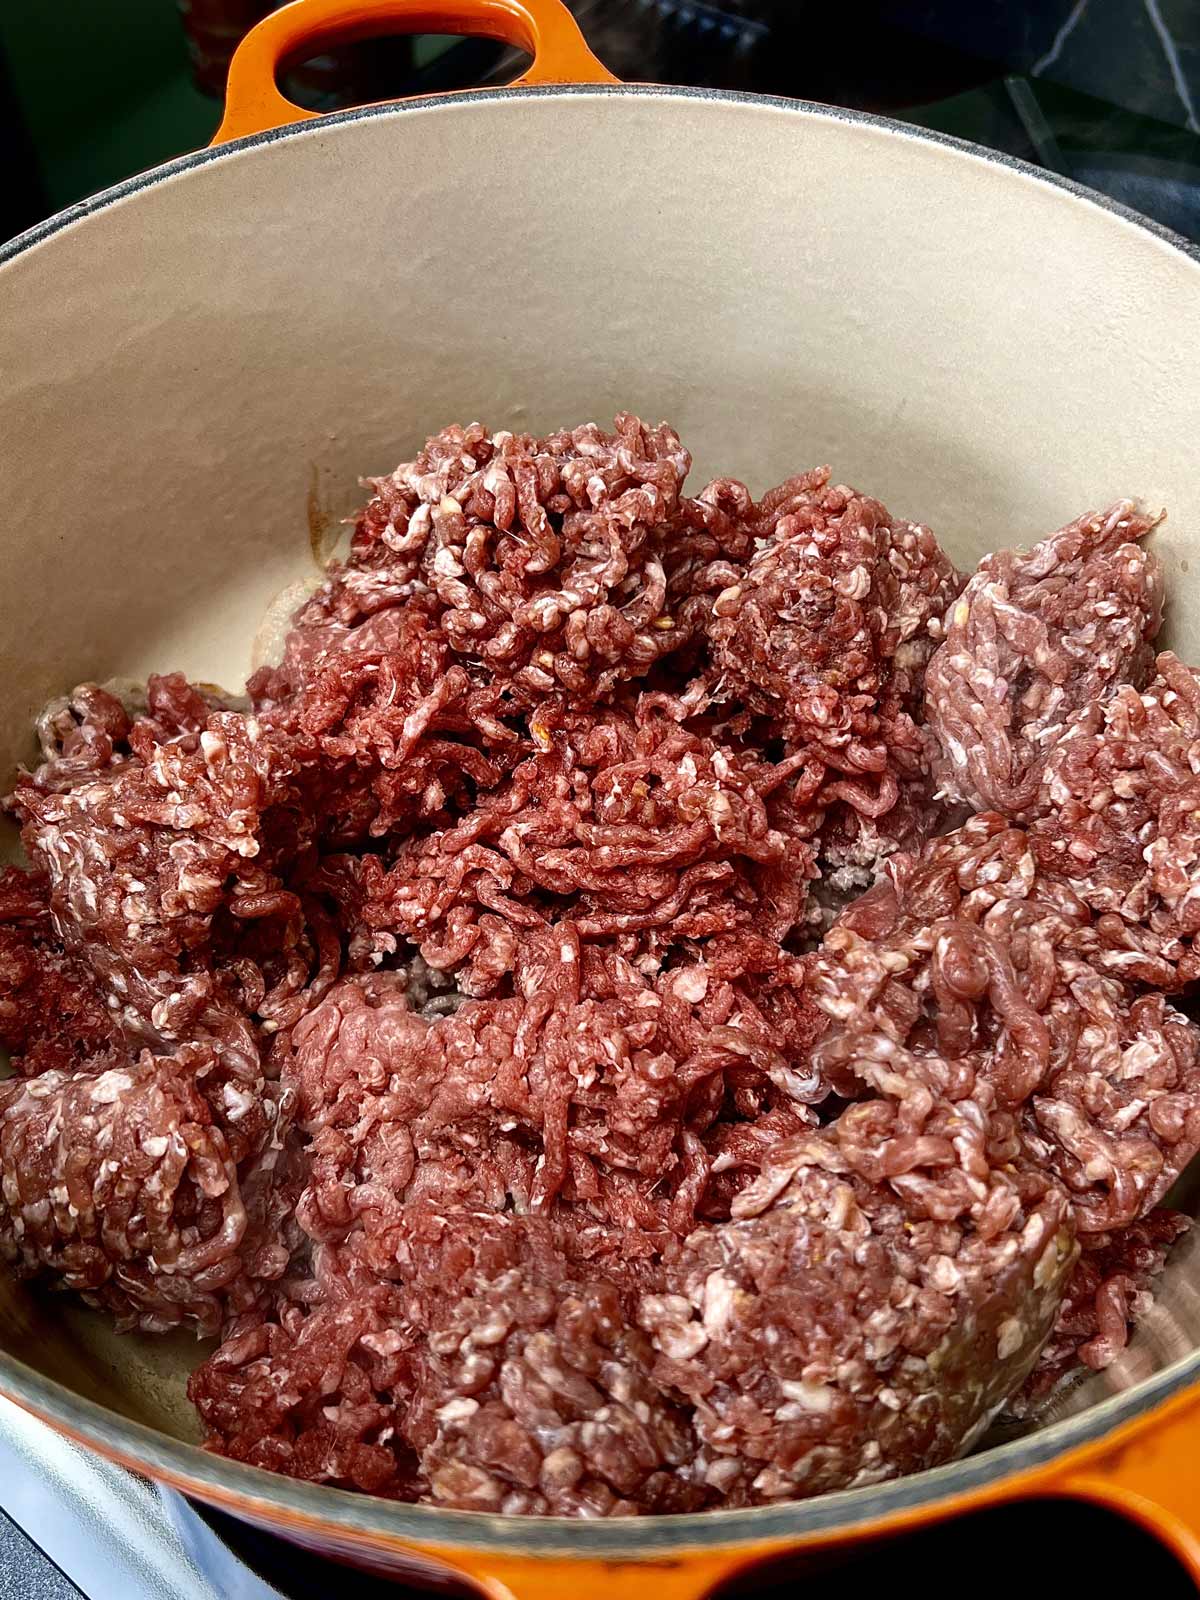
[2,88,1200,1456]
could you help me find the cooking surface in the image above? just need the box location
[1,0,1200,1592]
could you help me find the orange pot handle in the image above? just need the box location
[213,0,619,145]
[1042,1383,1200,1582]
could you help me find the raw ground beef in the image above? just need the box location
[0,1049,295,1335]
[707,469,961,893]
[1015,1207,1189,1410]
[1030,653,1200,988]
[0,414,1194,1514]
[925,501,1162,815]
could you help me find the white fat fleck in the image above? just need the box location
[361,1330,404,1357]
[89,1071,134,1105]
[778,1379,834,1413]
[835,564,872,601]
[927,1254,963,1294]
[672,967,709,1004]
[704,1458,742,1491]
[996,1317,1025,1361]
[222,1082,256,1121]
[435,1397,480,1424]
[433,545,464,578]
[701,1270,736,1336]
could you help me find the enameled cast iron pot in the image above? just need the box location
[2,1,1200,1591]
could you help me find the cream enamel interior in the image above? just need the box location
[2,86,1200,1540]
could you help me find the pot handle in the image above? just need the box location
[422,1547,775,1600]
[1041,1383,1200,1582]
[213,0,619,146]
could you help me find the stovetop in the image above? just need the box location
[1,2,1199,1594]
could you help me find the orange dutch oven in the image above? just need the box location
[1,0,1200,1592]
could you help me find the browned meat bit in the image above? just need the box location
[706,469,961,890]
[925,501,1163,815]
[1030,652,1200,988]
[0,1048,292,1335]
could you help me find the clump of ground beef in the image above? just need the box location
[1016,1207,1189,1410]
[1030,652,1200,988]
[0,414,1193,1514]
[925,501,1163,814]
[706,468,962,891]
[0,1048,295,1335]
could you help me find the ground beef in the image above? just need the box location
[190,1156,1072,1513]
[0,414,1191,1515]
[281,927,823,1246]
[812,814,1200,1232]
[10,706,336,1082]
[0,868,122,1077]
[706,469,963,888]
[1027,981,1200,1233]
[925,502,1162,814]
[261,415,696,715]
[640,1153,1072,1503]
[253,607,503,849]
[0,1049,293,1335]
[31,675,234,795]
[1030,653,1200,987]
[185,1146,1080,1506]
[1014,1207,1188,1411]
[189,1208,697,1510]
[352,701,818,995]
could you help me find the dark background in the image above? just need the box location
[2,0,1199,246]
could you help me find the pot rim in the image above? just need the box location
[4,1341,1199,1551]
[3,82,1199,270]
[2,81,1200,1552]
